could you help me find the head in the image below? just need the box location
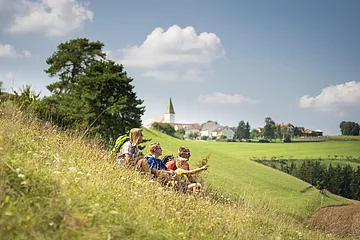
[176,159,190,170]
[178,146,191,160]
[129,128,143,146]
[149,142,163,157]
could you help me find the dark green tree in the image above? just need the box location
[350,166,360,200]
[45,38,106,94]
[245,121,251,139]
[340,165,353,199]
[41,39,144,144]
[263,117,276,141]
[340,121,360,136]
[234,120,246,141]
[151,122,175,136]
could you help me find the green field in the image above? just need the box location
[142,129,360,220]
[2,105,360,239]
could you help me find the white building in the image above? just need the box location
[200,121,221,137]
[216,126,235,139]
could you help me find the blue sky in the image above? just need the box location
[1,0,359,135]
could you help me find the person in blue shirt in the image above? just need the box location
[147,142,175,181]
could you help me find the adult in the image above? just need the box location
[116,128,143,165]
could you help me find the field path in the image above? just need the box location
[305,200,360,238]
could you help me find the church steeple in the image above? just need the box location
[164,98,175,123]
[166,98,175,114]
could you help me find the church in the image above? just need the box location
[145,98,202,137]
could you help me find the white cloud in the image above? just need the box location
[5,0,93,36]
[299,81,360,111]
[0,43,31,58]
[198,92,260,104]
[121,25,225,68]
[0,43,17,58]
[22,50,31,57]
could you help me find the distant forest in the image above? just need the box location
[253,157,360,200]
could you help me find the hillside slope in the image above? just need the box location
[0,104,353,239]
[141,129,352,221]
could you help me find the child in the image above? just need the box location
[175,158,208,192]
[147,142,169,171]
[166,146,191,170]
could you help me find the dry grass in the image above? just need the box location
[0,102,351,239]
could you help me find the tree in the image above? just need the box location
[340,121,360,136]
[250,128,259,139]
[263,117,276,141]
[151,122,175,136]
[234,120,246,141]
[245,121,251,139]
[41,39,144,144]
[45,38,106,94]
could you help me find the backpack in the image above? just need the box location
[111,135,129,154]
[162,155,177,170]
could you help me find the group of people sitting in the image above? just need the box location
[114,128,208,193]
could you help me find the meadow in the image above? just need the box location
[141,129,360,221]
[1,104,359,239]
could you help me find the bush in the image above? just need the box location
[259,139,270,143]
[283,135,292,143]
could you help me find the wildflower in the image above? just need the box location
[86,173,91,176]
[21,181,28,185]
[16,168,21,173]
[136,181,141,184]
[134,192,138,195]
[53,171,61,174]
[5,211,12,216]
[17,174,25,178]
[77,171,83,175]
[49,222,55,226]
[69,167,76,171]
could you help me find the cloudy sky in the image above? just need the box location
[1,0,359,135]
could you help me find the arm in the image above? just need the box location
[181,165,208,175]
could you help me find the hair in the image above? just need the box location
[176,159,189,169]
[178,146,190,155]
[129,128,143,147]
[149,142,161,154]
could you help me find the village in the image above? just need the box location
[145,98,324,140]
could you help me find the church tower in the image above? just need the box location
[164,98,175,123]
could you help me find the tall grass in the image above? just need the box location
[0,103,350,239]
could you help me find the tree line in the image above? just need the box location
[0,38,145,147]
[339,121,360,136]
[254,159,360,200]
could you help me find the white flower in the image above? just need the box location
[69,167,76,171]
[17,174,25,178]
[16,168,21,173]
[53,171,61,174]
[77,171,83,175]
[5,211,12,216]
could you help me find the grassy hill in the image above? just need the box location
[0,103,357,239]
[141,129,358,221]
